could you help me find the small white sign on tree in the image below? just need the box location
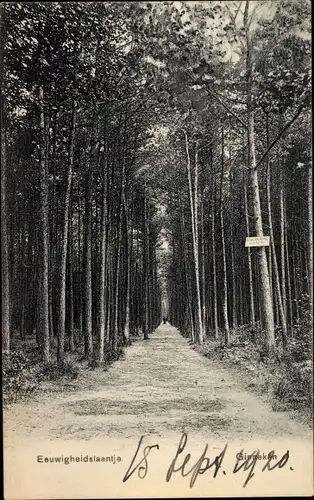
[245,236,270,247]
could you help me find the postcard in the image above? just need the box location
[2,1,312,498]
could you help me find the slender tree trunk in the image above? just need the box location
[1,96,10,353]
[68,205,75,352]
[113,142,126,350]
[1,8,10,353]
[180,200,195,341]
[113,220,122,351]
[200,192,207,335]
[77,185,83,340]
[194,144,204,342]
[38,86,50,362]
[135,229,141,335]
[244,177,255,331]
[265,116,287,347]
[265,114,274,310]
[106,246,112,345]
[143,185,149,339]
[84,147,94,358]
[221,206,230,345]
[230,171,237,328]
[244,2,275,354]
[308,158,313,322]
[98,137,108,362]
[220,125,230,345]
[123,191,132,345]
[211,180,219,340]
[280,175,287,321]
[292,242,300,323]
[58,100,76,363]
[49,112,58,346]
[285,219,293,327]
[184,131,203,343]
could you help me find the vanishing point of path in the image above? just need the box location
[4,325,313,498]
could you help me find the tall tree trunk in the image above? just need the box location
[244,1,275,354]
[220,206,230,345]
[58,100,76,363]
[280,175,287,321]
[211,177,219,340]
[113,141,126,350]
[84,145,94,358]
[143,185,149,340]
[1,90,10,353]
[180,199,195,341]
[308,158,313,323]
[38,86,50,362]
[230,171,237,328]
[265,114,274,309]
[106,246,112,345]
[184,131,203,343]
[265,115,287,347]
[220,125,230,345]
[123,190,132,345]
[244,176,255,331]
[134,229,140,335]
[77,185,83,340]
[98,137,108,362]
[285,219,293,327]
[113,219,122,351]
[200,192,207,335]
[68,205,75,352]
[49,112,58,347]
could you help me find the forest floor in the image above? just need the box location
[4,324,313,498]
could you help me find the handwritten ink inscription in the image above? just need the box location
[122,436,160,482]
[123,433,291,489]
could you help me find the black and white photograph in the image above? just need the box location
[2,1,313,498]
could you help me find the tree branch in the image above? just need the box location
[206,85,248,129]
[256,105,306,169]
[185,70,248,129]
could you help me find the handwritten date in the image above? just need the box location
[123,433,290,488]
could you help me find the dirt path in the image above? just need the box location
[4,325,313,498]
[4,324,312,443]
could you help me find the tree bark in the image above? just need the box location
[244,176,255,331]
[38,86,50,362]
[265,115,287,347]
[58,100,76,363]
[68,205,75,352]
[84,141,94,359]
[244,1,275,354]
[184,131,203,343]
[200,191,207,335]
[113,139,127,350]
[308,158,313,321]
[98,135,108,362]
[220,125,230,345]
[211,172,219,340]
[143,185,149,340]
[1,67,10,353]
[180,199,195,341]
[123,189,132,345]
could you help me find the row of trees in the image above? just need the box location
[166,110,311,348]
[1,0,312,366]
[1,2,165,363]
[137,0,312,353]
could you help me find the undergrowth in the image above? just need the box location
[195,310,313,420]
[3,332,128,405]
[3,350,38,404]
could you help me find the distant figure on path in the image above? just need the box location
[163,317,167,324]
